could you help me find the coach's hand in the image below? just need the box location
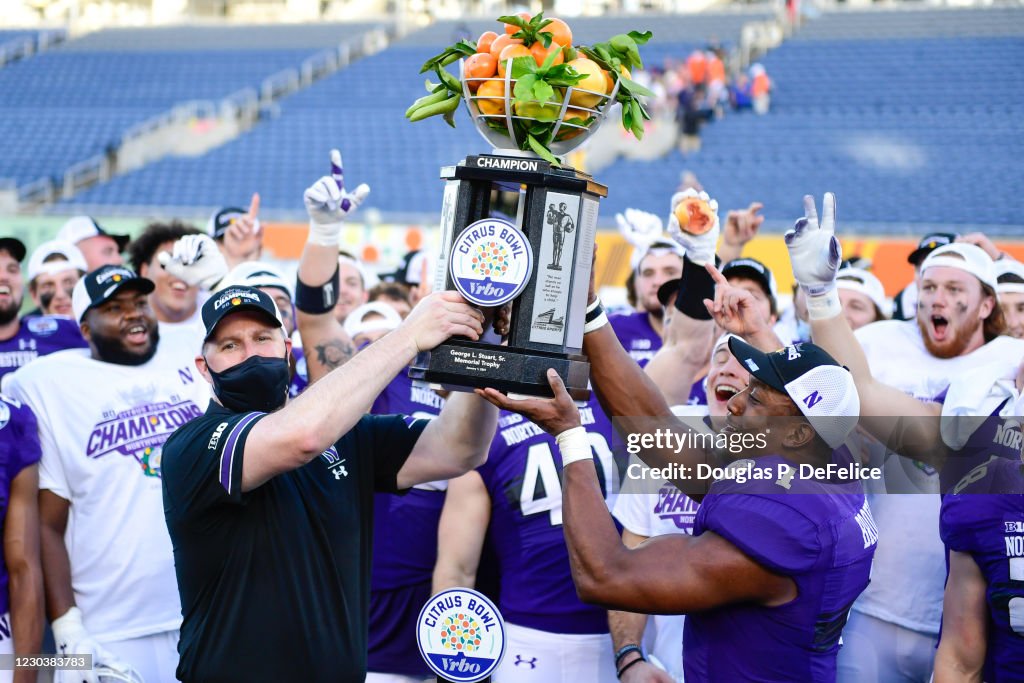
[619,659,676,683]
[157,233,228,290]
[786,193,842,297]
[476,369,582,436]
[52,607,135,683]
[703,263,771,338]
[667,188,720,266]
[397,291,484,352]
[303,149,371,246]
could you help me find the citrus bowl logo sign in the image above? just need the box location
[417,588,505,682]
[450,219,532,307]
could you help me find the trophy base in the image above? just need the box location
[409,342,591,401]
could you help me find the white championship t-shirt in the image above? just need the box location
[852,319,1024,634]
[6,327,211,641]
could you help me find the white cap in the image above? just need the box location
[995,258,1024,296]
[920,243,997,291]
[835,267,890,318]
[631,239,685,271]
[55,216,129,249]
[220,261,293,299]
[343,302,402,340]
[27,240,87,281]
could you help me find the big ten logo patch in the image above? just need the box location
[417,588,505,682]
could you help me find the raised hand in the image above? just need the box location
[723,201,765,249]
[702,263,772,338]
[222,192,263,265]
[397,291,484,352]
[303,149,371,246]
[615,208,664,250]
[666,188,720,266]
[476,369,582,436]
[157,233,228,290]
[785,193,842,297]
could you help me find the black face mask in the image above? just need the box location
[207,354,290,413]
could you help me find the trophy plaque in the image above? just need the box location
[409,154,607,400]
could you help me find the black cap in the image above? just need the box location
[907,232,958,266]
[207,207,248,241]
[384,250,427,287]
[727,338,838,395]
[0,237,27,262]
[202,285,283,341]
[657,278,681,307]
[721,257,778,300]
[71,265,155,322]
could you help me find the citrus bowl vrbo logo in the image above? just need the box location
[450,219,532,307]
[417,587,505,682]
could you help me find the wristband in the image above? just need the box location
[806,288,842,321]
[295,266,340,314]
[673,255,715,320]
[614,644,643,666]
[584,298,609,334]
[556,427,591,466]
[616,655,646,679]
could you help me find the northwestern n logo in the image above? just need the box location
[803,391,823,409]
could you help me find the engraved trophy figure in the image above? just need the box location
[546,201,576,271]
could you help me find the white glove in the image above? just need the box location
[615,208,663,250]
[157,233,228,290]
[52,607,139,683]
[303,149,370,247]
[666,188,720,266]
[784,193,842,297]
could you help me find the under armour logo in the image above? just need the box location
[803,391,823,409]
[18,338,36,351]
[331,463,348,479]
[787,346,801,360]
[514,656,537,669]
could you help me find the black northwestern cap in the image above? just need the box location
[202,285,283,341]
[721,257,778,301]
[0,237,27,262]
[907,232,958,266]
[71,265,155,323]
[207,207,249,241]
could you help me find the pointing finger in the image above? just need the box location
[248,192,260,219]
[705,262,728,286]
[330,149,344,190]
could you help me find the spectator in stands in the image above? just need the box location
[0,393,44,683]
[206,194,263,270]
[368,282,413,319]
[129,222,203,330]
[891,232,958,320]
[334,252,372,325]
[835,266,889,330]
[55,216,129,271]
[677,83,709,155]
[730,73,753,111]
[750,63,772,115]
[7,265,213,683]
[26,240,87,319]
[0,237,86,386]
[344,302,403,349]
[995,258,1024,339]
[685,49,706,86]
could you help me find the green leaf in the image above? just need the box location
[628,30,653,45]
[513,74,538,100]
[527,134,560,165]
[610,34,636,55]
[532,80,554,103]
[630,99,644,125]
[595,45,613,63]
[498,14,531,30]
[510,55,538,80]
[443,107,457,128]
[537,31,552,48]
[619,77,655,98]
[539,45,561,71]
[454,39,478,54]
[528,120,553,136]
[425,79,443,93]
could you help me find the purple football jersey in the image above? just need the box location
[367,371,446,676]
[940,494,1024,681]
[288,347,308,398]
[0,317,86,380]
[0,394,41,615]
[476,399,615,634]
[609,310,706,405]
[684,455,877,682]
[940,399,1024,495]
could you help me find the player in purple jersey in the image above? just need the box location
[434,398,619,683]
[367,371,447,683]
[0,394,43,683]
[0,238,87,384]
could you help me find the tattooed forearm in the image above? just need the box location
[314,338,355,370]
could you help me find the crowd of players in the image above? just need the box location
[0,162,1022,683]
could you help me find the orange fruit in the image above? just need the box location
[603,64,632,95]
[475,79,507,116]
[673,198,716,235]
[555,106,592,140]
[498,44,532,78]
[539,18,573,50]
[463,53,497,92]
[476,31,498,55]
[566,58,608,108]
[530,41,564,68]
[489,34,523,61]
[503,12,531,35]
